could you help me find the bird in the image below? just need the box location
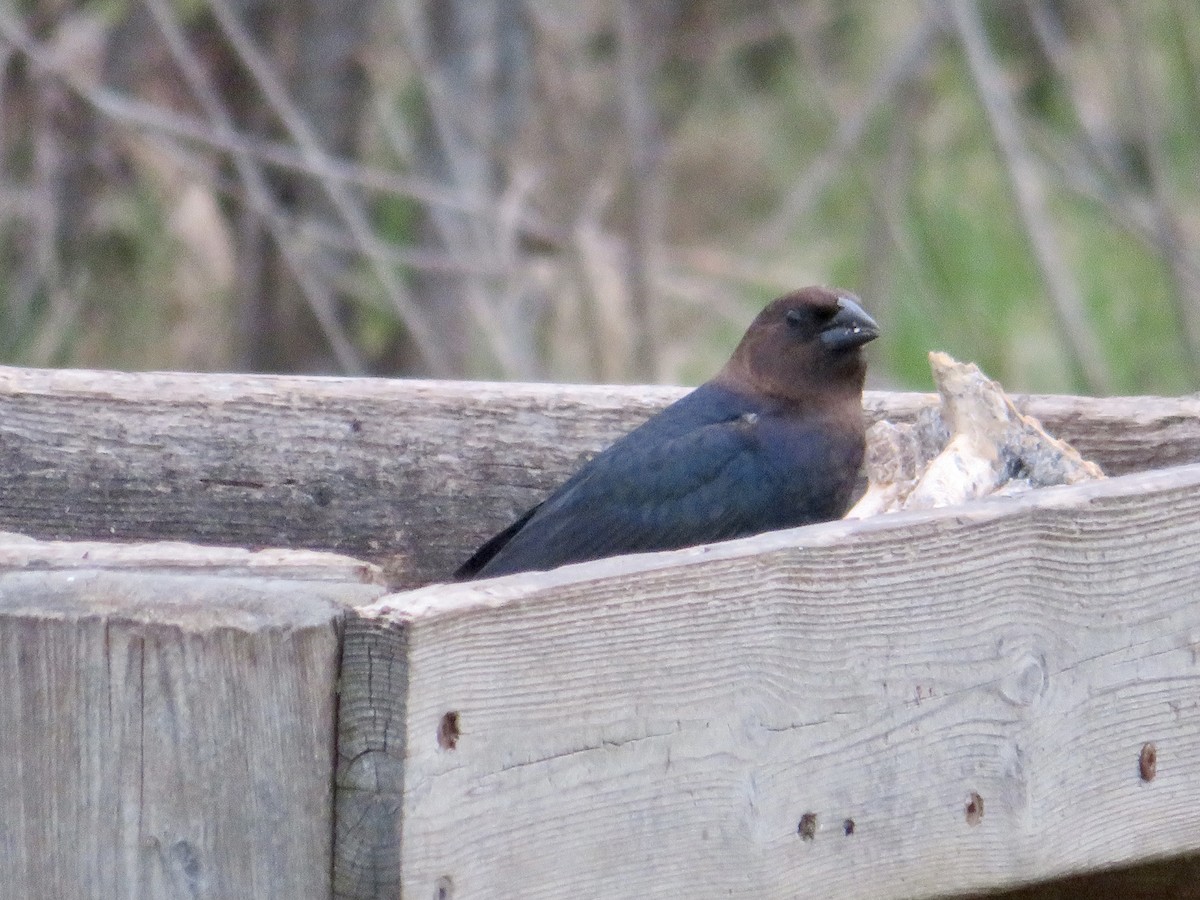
[455,286,880,580]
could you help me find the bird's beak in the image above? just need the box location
[819,295,880,351]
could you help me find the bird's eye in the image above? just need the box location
[785,308,805,328]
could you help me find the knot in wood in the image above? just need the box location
[999,650,1047,707]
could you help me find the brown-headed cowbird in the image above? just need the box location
[455,286,879,579]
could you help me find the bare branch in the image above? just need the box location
[616,0,665,382]
[947,0,1113,394]
[755,9,939,251]
[88,89,479,213]
[201,0,449,374]
[133,0,368,374]
[1167,0,1200,128]
[0,5,368,371]
[1117,4,1200,376]
[1021,0,1123,180]
[393,1,538,379]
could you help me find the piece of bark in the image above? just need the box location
[849,352,1104,517]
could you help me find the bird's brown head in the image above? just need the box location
[717,286,879,406]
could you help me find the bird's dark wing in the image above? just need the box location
[455,383,743,579]
[462,411,798,578]
[454,502,542,579]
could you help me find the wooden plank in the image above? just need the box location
[1007,391,1200,477]
[333,463,1200,899]
[0,367,677,587]
[0,532,386,586]
[1,365,1198,586]
[0,565,384,899]
[334,616,409,899]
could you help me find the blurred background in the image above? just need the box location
[0,0,1197,395]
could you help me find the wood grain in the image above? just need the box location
[334,463,1200,899]
[0,532,386,586]
[334,616,409,899]
[0,367,677,587]
[1,365,1197,587]
[0,556,384,899]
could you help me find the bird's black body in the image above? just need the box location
[456,287,879,580]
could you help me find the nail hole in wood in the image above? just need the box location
[843,818,855,836]
[798,812,817,841]
[965,792,984,827]
[437,712,460,750]
[434,875,453,899]
[1140,742,1157,782]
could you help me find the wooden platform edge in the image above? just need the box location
[0,532,387,587]
[332,460,1200,899]
[0,566,390,899]
[363,461,1200,623]
[2,364,1198,586]
[333,614,410,899]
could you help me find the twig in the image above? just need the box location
[302,219,501,276]
[89,89,478,213]
[0,5,369,371]
[616,0,663,382]
[0,18,491,229]
[755,9,939,251]
[1167,0,1200,128]
[134,0,368,374]
[393,1,491,249]
[0,18,73,359]
[94,85,569,253]
[948,0,1113,394]
[202,0,448,374]
[393,0,535,378]
[1021,0,1123,180]
[861,81,921,329]
[1118,4,1200,377]
[1032,130,1161,246]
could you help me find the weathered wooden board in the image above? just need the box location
[0,531,385,586]
[0,544,386,900]
[334,462,1200,900]
[1,366,1198,587]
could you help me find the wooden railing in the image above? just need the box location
[2,365,1199,899]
